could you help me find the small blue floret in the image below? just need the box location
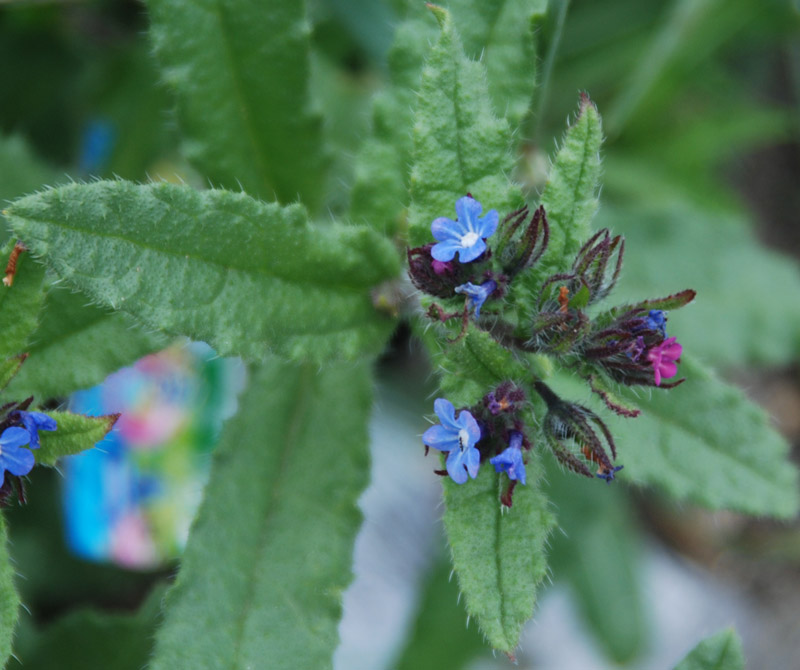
[430,196,498,263]
[455,280,497,318]
[0,427,35,486]
[644,310,667,337]
[422,398,482,484]
[489,431,526,485]
[596,465,624,483]
[13,410,57,450]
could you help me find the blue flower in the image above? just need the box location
[596,464,624,483]
[455,280,497,318]
[644,310,667,337]
[13,411,57,450]
[490,431,527,485]
[431,196,499,263]
[0,427,35,486]
[422,398,481,484]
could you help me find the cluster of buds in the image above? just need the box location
[0,396,57,506]
[410,194,695,496]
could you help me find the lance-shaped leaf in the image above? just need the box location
[534,94,604,280]
[553,355,799,518]
[442,456,553,654]
[407,6,523,248]
[36,412,119,467]
[6,289,167,400]
[673,628,745,670]
[0,356,26,393]
[0,514,19,668]
[147,0,325,209]
[150,359,372,670]
[0,240,46,360]
[4,181,400,365]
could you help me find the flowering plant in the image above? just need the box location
[0,1,797,668]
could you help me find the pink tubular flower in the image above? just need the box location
[647,337,683,386]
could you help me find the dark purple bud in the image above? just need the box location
[571,228,624,305]
[482,381,526,415]
[407,244,474,298]
[498,205,550,278]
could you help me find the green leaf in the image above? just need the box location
[392,553,486,670]
[0,240,47,360]
[147,0,325,208]
[533,93,603,280]
[673,628,745,670]
[0,356,26,393]
[36,412,119,467]
[5,289,167,400]
[0,514,20,668]
[8,584,166,670]
[442,456,554,654]
[554,355,799,518]
[598,200,800,367]
[4,180,401,365]
[546,463,647,663]
[407,6,523,248]
[150,358,373,670]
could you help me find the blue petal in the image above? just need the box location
[455,410,481,446]
[0,427,30,450]
[457,237,487,263]
[431,217,463,243]
[0,444,35,477]
[422,425,459,452]
[455,196,483,230]
[445,448,469,484]
[477,209,499,239]
[464,445,481,479]
[433,398,459,431]
[27,411,57,432]
[430,240,461,262]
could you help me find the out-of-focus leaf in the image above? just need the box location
[6,289,167,400]
[36,412,118,467]
[598,199,800,366]
[407,6,523,248]
[8,584,166,670]
[5,181,400,365]
[553,357,799,518]
[150,359,373,670]
[0,514,19,668]
[672,628,745,670]
[0,239,46,360]
[546,462,647,663]
[147,0,325,209]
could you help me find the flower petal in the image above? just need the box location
[433,398,459,430]
[430,241,461,262]
[456,410,481,446]
[1,444,35,477]
[477,209,499,239]
[457,237,487,263]
[455,196,483,230]
[431,217,463,242]
[27,411,57,432]
[464,445,481,479]
[422,425,459,452]
[0,427,30,450]
[658,360,678,379]
[446,448,469,484]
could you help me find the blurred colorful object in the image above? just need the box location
[64,343,244,569]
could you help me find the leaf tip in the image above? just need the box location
[425,3,448,26]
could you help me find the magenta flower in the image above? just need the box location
[647,337,683,386]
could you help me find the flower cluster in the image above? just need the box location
[0,397,57,505]
[411,195,695,496]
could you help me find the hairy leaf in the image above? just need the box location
[0,514,19,668]
[0,240,46,360]
[5,181,400,364]
[147,0,325,208]
[407,6,523,248]
[0,356,26,393]
[442,456,553,654]
[553,356,799,518]
[150,359,372,670]
[546,463,647,663]
[6,289,167,400]
[673,628,745,670]
[36,412,119,467]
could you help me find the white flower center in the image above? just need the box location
[460,231,479,248]
[458,428,470,451]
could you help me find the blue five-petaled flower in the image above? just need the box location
[422,398,481,484]
[490,431,527,485]
[455,280,497,318]
[13,410,57,450]
[0,427,35,486]
[431,196,498,263]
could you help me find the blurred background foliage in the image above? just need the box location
[0,0,798,668]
